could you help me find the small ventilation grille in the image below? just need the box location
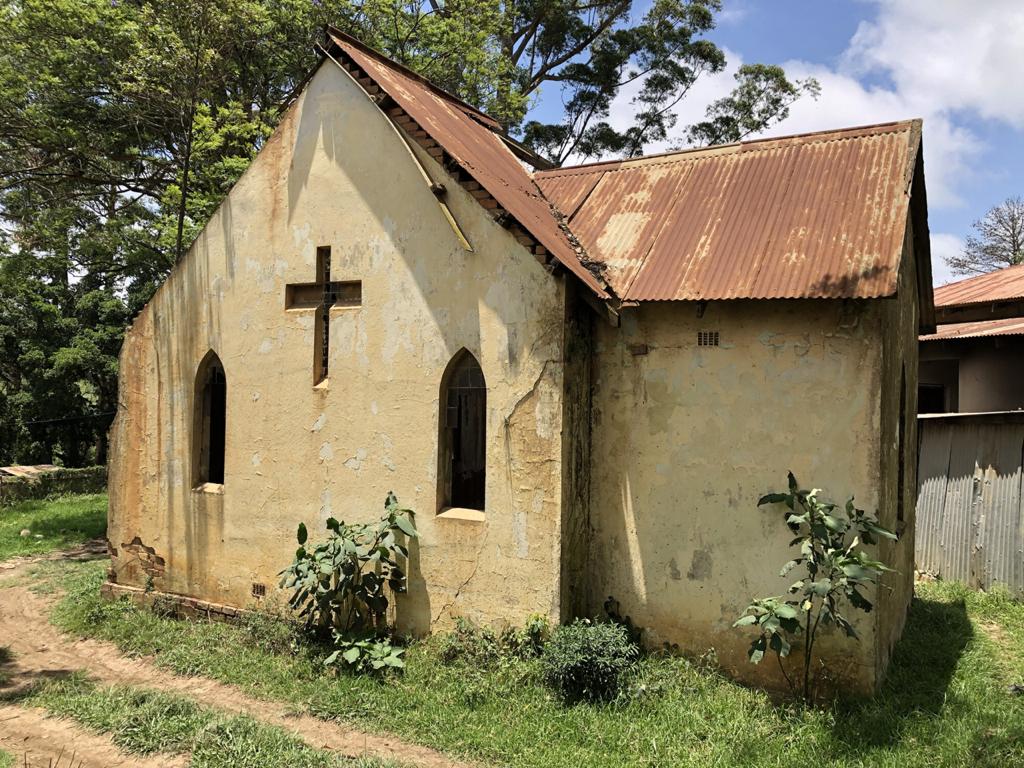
[251,583,266,598]
[697,330,720,347]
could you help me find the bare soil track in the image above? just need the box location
[0,547,472,768]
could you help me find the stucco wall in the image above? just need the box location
[587,298,892,691]
[872,221,921,683]
[108,60,574,633]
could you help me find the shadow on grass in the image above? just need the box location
[830,592,972,749]
[17,504,106,540]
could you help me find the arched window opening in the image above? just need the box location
[439,351,486,511]
[194,351,227,487]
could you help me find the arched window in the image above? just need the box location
[193,351,227,486]
[438,350,486,511]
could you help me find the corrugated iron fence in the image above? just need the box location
[916,412,1024,594]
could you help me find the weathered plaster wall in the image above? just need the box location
[587,298,891,691]
[108,59,573,633]
[872,223,920,684]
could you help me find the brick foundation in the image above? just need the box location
[101,581,255,623]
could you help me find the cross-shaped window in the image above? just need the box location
[285,246,361,385]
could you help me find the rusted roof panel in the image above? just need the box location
[537,121,919,302]
[933,264,1024,307]
[920,316,1024,341]
[535,164,616,220]
[326,30,609,299]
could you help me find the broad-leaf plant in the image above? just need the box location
[734,472,897,702]
[280,491,416,674]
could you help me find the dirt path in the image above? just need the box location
[0,555,473,768]
[0,703,188,768]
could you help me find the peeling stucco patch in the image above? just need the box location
[319,442,333,462]
[311,413,326,432]
[668,557,682,581]
[344,447,368,471]
[687,547,713,581]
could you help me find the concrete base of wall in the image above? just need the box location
[101,581,257,623]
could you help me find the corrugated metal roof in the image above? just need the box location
[920,316,1024,341]
[536,122,921,302]
[325,30,610,300]
[933,264,1024,307]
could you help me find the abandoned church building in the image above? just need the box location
[106,30,934,692]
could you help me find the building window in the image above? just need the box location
[918,384,946,414]
[438,350,486,511]
[194,351,227,486]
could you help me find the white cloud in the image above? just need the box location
[929,233,966,287]
[844,0,1024,126]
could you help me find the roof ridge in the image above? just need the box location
[325,26,501,129]
[538,119,919,177]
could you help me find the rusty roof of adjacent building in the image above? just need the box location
[536,122,925,302]
[920,316,1024,341]
[933,263,1024,307]
[320,33,931,317]
[325,29,609,300]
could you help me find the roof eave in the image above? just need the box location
[907,120,937,334]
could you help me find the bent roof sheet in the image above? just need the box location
[326,30,608,299]
[933,263,1024,307]
[920,316,1024,341]
[536,122,921,302]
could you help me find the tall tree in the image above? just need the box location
[946,196,1024,276]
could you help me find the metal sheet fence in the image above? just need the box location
[916,412,1024,594]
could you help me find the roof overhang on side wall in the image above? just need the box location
[908,123,936,334]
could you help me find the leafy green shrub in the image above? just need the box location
[324,630,405,675]
[734,472,896,702]
[541,619,639,703]
[279,492,416,674]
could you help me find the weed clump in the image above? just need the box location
[541,619,639,703]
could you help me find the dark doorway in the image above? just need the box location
[440,351,486,510]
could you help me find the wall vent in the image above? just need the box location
[697,330,720,347]
[251,583,266,598]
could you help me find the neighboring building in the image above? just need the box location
[106,30,933,693]
[919,265,1024,413]
[917,265,1024,595]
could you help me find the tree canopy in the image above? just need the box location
[945,196,1024,276]
[0,0,815,466]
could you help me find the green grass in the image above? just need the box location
[42,559,1024,768]
[0,750,11,768]
[0,493,106,561]
[21,674,399,768]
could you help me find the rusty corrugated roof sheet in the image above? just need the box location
[325,30,609,299]
[920,316,1024,341]
[536,122,921,302]
[933,264,1024,307]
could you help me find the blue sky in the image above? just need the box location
[527,1,1024,287]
